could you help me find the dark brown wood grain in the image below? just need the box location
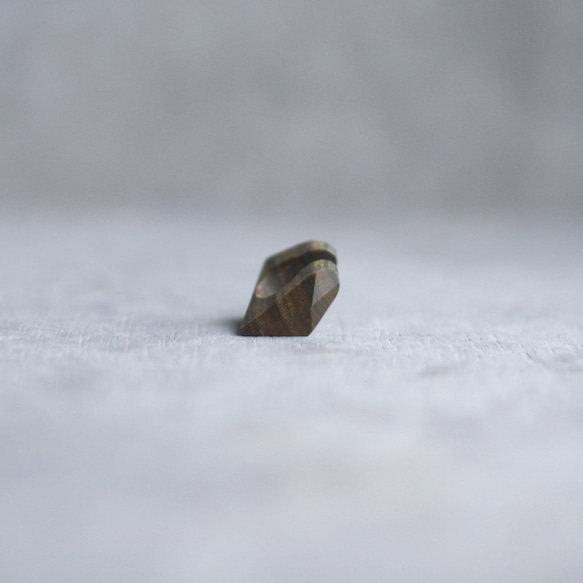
[239,241,339,336]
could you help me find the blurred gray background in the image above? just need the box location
[2,0,582,217]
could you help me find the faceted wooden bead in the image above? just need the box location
[239,240,339,336]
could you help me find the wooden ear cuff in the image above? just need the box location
[239,240,339,336]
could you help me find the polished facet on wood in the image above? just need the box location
[240,240,339,336]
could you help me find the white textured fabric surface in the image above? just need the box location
[1,212,583,582]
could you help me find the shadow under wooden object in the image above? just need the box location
[239,240,339,336]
